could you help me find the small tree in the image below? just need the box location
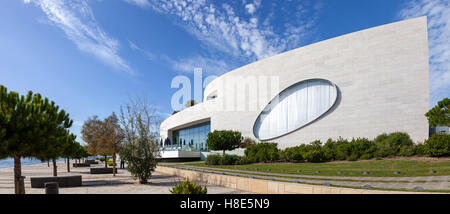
[207,130,242,155]
[72,144,89,166]
[36,131,75,176]
[0,85,72,194]
[426,98,450,128]
[119,96,160,184]
[61,135,80,173]
[81,116,103,161]
[101,113,124,176]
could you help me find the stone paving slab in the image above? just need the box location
[0,161,249,194]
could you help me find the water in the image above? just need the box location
[0,158,64,169]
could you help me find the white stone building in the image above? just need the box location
[159,17,430,160]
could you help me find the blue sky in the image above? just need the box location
[1,0,449,143]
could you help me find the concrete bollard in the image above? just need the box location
[45,182,59,194]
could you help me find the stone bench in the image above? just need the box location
[73,163,90,167]
[30,175,82,188]
[90,167,118,174]
[85,160,98,164]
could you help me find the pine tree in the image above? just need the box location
[0,85,73,194]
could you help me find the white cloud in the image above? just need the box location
[24,0,133,74]
[245,4,256,14]
[399,0,450,105]
[128,40,155,61]
[128,40,230,75]
[124,0,150,8]
[165,55,230,75]
[245,0,261,14]
[125,0,319,62]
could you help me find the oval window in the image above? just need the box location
[253,79,338,140]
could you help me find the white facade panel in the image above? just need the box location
[160,17,430,149]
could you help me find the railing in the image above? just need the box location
[159,146,209,152]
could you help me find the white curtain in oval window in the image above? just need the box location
[254,79,337,140]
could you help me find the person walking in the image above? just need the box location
[120,158,125,169]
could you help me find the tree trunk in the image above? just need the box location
[67,158,70,172]
[52,158,57,176]
[13,155,25,194]
[47,160,49,167]
[223,150,225,155]
[104,155,107,168]
[112,153,116,177]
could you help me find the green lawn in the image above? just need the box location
[185,159,450,177]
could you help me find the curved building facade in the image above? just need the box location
[160,17,429,156]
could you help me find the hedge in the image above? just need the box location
[205,132,449,166]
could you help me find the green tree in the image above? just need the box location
[207,130,242,155]
[82,116,109,167]
[60,134,80,173]
[71,144,89,166]
[0,85,72,194]
[83,113,124,174]
[119,96,160,184]
[35,130,76,176]
[426,98,450,127]
[101,113,124,176]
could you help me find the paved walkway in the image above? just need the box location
[0,161,249,194]
[166,164,450,191]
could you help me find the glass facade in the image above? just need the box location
[170,122,211,151]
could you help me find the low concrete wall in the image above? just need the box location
[30,175,82,188]
[90,167,118,174]
[155,166,433,194]
[85,160,98,164]
[73,163,90,167]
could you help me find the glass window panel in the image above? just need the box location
[254,79,337,140]
[170,122,211,151]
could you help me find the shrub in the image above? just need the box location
[235,156,249,165]
[205,154,246,165]
[346,153,358,161]
[374,132,413,157]
[424,134,450,157]
[205,154,221,165]
[107,159,114,166]
[245,142,279,163]
[240,137,257,148]
[220,154,241,165]
[170,180,207,194]
[359,154,372,160]
[413,143,426,156]
[280,146,304,162]
[324,138,350,160]
[348,138,376,160]
[399,146,415,157]
[303,150,325,163]
[207,130,242,154]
